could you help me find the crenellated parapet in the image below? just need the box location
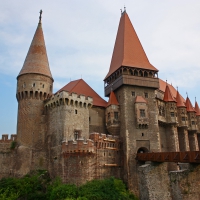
[0,134,17,143]
[45,91,93,109]
[62,133,121,156]
[62,138,95,154]
[0,134,17,152]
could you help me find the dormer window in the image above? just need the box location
[140,109,145,117]
[114,112,118,120]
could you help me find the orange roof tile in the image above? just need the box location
[57,79,107,107]
[163,84,176,102]
[185,97,195,112]
[135,96,147,103]
[176,90,186,107]
[159,79,185,104]
[18,20,53,79]
[107,91,119,107]
[195,101,200,116]
[105,12,157,80]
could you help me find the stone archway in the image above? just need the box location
[137,147,149,153]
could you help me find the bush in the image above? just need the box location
[0,173,137,200]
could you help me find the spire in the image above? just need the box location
[163,83,176,102]
[18,10,53,80]
[185,97,195,112]
[176,90,186,107]
[105,12,157,80]
[195,100,200,116]
[107,91,119,107]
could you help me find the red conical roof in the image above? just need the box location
[18,19,53,79]
[176,90,186,107]
[195,101,200,116]
[57,79,107,107]
[163,84,176,102]
[107,91,119,107]
[105,12,157,80]
[185,97,195,112]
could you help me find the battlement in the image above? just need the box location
[0,134,17,143]
[62,138,95,154]
[45,91,93,109]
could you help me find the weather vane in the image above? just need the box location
[39,10,43,23]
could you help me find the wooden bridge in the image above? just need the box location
[136,151,200,163]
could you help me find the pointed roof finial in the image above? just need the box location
[176,86,178,91]
[120,9,122,15]
[166,79,167,84]
[186,92,188,97]
[39,9,43,23]
[124,5,126,12]
[195,96,196,102]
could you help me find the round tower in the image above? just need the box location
[16,11,53,148]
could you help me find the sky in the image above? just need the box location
[1,0,200,136]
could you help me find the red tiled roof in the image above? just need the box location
[57,79,107,107]
[176,91,186,107]
[105,12,157,80]
[185,97,195,112]
[135,96,147,103]
[18,21,53,79]
[107,91,119,107]
[163,84,176,102]
[195,101,200,116]
[159,79,185,104]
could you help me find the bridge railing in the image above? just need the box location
[136,151,200,163]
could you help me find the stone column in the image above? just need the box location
[188,131,199,151]
[177,127,190,151]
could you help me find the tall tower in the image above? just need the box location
[16,11,53,148]
[104,10,160,194]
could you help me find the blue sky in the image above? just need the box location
[1,0,200,136]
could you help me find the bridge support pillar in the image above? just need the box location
[178,127,190,151]
[138,162,172,200]
[188,131,199,151]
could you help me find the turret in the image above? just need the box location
[195,100,200,132]
[185,96,197,131]
[106,91,120,135]
[16,11,53,148]
[176,90,187,127]
[163,83,177,124]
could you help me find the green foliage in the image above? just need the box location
[10,141,17,150]
[0,172,137,200]
[78,177,137,200]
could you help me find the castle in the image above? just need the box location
[1,9,200,199]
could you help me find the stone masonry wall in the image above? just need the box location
[138,163,172,200]
[114,84,160,195]
[170,164,200,200]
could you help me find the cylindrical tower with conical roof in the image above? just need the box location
[16,11,53,148]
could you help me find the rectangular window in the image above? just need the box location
[182,117,185,121]
[114,112,118,120]
[170,112,175,117]
[74,131,79,140]
[144,92,148,98]
[140,109,145,117]
[132,91,135,97]
[75,109,78,114]
[192,121,195,125]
